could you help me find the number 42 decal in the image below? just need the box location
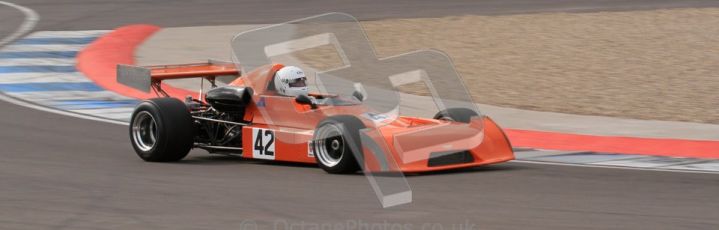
[252,128,275,160]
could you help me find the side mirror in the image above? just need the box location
[295,94,317,109]
[352,90,365,102]
[353,83,366,101]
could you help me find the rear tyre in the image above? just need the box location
[312,115,366,174]
[130,98,194,162]
[433,107,480,123]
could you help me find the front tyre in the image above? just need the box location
[312,115,366,174]
[433,107,480,123]
[130,98,194,162]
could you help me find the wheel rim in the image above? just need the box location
[132,111,158,151]
[314,124,345,167]
[438,116,454,122]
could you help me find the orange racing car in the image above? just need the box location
[118,61,514,174]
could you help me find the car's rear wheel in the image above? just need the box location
[130,97,194,162]
[433,107,480,123]
[312,115,366,174]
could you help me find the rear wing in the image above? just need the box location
[117,59,240,93]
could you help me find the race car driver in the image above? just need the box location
[274,66,309,97]
[273,65,361,107]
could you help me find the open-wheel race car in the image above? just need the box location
[118,61,514,174]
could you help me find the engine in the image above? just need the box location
[204,86,252,113]
[189,86,253,153]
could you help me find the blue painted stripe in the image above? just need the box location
[0,51,78,59]
[0,65,77,73]
[52,100,139,110]
[14,37,96,45]
[0,82,104,92]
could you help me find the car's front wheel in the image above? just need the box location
[130,97,194,162]
[433,107,480,123]
[312,115,366,174]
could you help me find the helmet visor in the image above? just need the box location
[288,77,307,87]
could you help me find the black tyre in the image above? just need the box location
[312,115,366,174]
[433,107,480,123]
[129,97,195,162]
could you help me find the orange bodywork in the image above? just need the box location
[138,62,515,172]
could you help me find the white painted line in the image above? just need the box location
[24,30,109,38]
[71,107,136,114]
[0,92,127,125]
[662,161,719,171]
[0,72,91,83]
[78,112,131,120]
[0,1,39,47]
[513,159,719,174]
[591,156,704,168]
[8,90,136,101]
[0,3,129,127]
[514,150,586,159]
[526,153,644,164]
[0,44,87,52]
[0,5,120,127]
[0,58,76,66]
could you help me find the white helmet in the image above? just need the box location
[274,66,308,97]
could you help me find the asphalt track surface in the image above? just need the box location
[1,0,719,229]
